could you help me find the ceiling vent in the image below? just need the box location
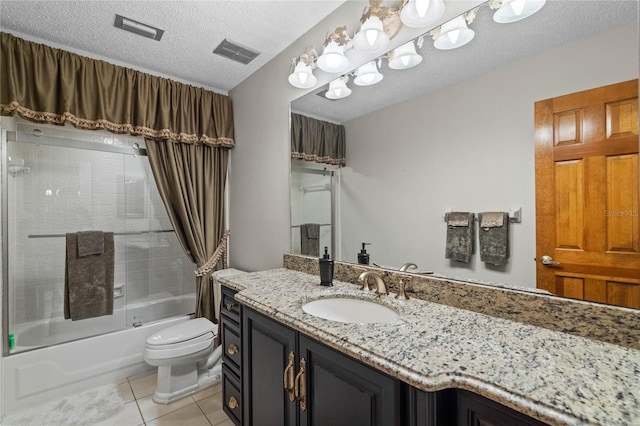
[213,39,260,65]
[114,14,164,41]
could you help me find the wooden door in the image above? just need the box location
[535,79,640,309]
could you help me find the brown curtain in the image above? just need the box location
[1,32,234,321]
[145,140,228,321]
[291,113,345,166]
[0,32,234,147]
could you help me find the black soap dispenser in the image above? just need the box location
[358,243,371,265]
[319,247,334,286]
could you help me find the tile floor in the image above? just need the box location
[95,372,233,426]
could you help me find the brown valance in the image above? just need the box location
[0,32,234,147]
[291,113,345,166]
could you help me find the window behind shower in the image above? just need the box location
[3,121,196,353]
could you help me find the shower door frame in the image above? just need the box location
[290,165,339,260]
[2,129,11,355]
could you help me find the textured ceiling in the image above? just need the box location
[0,0,347,93]
[292,0,639,124]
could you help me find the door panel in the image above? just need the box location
[535,79,640,309]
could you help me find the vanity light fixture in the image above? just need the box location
[288,49,318,89]
[353,61,383,86]
[388,40,422,70]
[400,0,446,29]
[491,0,547,23]
[433,13,475,50]
[325,76,352,100]
[317,27,351,74]
[354,15,389,53]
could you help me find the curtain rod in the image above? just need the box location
[27,230,174,239]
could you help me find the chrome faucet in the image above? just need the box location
[399,262,417,272]
[358,271,388,296]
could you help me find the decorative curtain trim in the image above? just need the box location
[0,32,234,147]
[195,230,230,277]
[291,113,345,166]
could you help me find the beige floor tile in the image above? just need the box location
[192,382,222,401]
[93,401,144,426]
[213,419,235,426]
[118,381,136,403]
[145,403,210,426]
[129,372,158,399]
[196,394,229,425]
[137,393,195,422]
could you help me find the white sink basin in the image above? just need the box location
[302,297,399,324]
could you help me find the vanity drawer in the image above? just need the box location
[222,320,241,371]
[221,285,241,323]
[222,364,242,425]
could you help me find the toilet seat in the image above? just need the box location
[145,318,217,361]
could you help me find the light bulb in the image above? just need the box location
[365,29,379,47]
[298,72,307,85]
[401,55,410,67]
[325,54,341,69]
[447,29,460,45]
[510,0,526,16]
[416,0,429,17]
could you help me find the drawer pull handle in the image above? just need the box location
[227,343,239,355]
[283,351,295,401]
[228,396,239,410]
[224,303,235,311]
[294,358,307,411]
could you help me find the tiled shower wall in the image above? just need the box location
[6,125,195,328]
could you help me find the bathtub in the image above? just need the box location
[2,294,196,416]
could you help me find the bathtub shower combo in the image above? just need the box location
[1,122,201,414]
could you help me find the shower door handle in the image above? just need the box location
[114,284,125,298]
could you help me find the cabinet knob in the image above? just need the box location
[227,343,239,355]
[228,396,239,410]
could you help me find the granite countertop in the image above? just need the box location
[218,268,640,426]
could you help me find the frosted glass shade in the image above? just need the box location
[434,15,475,50]
[400,0,446,28]
[325,78,352,100]
[354,16,389,53]
[388,41,422,70]
[493,0,546,23]
[288,62,317,89]
[317,41,350,74]
[353,61,383,86]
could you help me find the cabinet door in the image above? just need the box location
[298,334,401,426]
[243,309,298,426]
[405,387,456,426]
[457,390,548,426]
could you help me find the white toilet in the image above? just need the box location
[144,268,246,404]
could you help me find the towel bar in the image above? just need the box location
[443,208,522,223]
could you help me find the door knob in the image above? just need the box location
[540,255,560,266]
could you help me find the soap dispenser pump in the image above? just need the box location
[319,247,334,286]
[358,243,371,265]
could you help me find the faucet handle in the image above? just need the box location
[395,279,410,300]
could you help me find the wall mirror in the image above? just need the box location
[290,0,639,308]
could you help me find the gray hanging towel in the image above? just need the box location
[300,223,320,257]
[445,212,475,263]
[64,232,115,320]
[478,212,510,266]
[76,230,105,257]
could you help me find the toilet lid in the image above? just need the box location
[146,317,216,346]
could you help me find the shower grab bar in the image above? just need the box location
[27,229,175,239]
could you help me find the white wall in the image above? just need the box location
[340,23,639,288]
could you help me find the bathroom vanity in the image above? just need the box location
[219,264,639,426]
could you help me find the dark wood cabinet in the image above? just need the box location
[242,307,402,426]
[223,289,549,426]
[220,285,243,425]
[456,390,547,426]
